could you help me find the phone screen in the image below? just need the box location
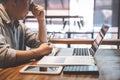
[24,66,59,72]
[20,65,63,74]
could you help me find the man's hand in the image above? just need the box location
[31,4,45,21]
[36,43,53,56]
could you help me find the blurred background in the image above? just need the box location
[24,0,120,49]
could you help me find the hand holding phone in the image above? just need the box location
[29,2,45,20]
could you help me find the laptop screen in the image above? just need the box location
[90,25,109,56]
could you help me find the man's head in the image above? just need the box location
[1,0,32,21]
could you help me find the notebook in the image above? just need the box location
[37,24,109,66]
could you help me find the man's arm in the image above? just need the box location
[38,19,47,43]
[16,43,52,63]
[31,4,48,43]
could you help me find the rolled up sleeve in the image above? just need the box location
[0,35,16,68]
[4,48,16,67]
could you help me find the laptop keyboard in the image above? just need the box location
[63,65,99,74]
[73,48,90,56]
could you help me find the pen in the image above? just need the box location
[47,32,58,56]
[52,48,61,56]
[52,47,56,56]
[48,32,55,42]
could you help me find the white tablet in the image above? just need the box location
[19,65,63,74]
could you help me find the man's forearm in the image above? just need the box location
[16,49,39,63]
[38,19,47,43]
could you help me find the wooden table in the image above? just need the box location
[95,49,120,80]
[0,49,120,80]
[0,61,98,80]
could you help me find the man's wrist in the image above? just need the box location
[30,48,39,57]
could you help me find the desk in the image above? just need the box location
[0,49,120,80]
[0,62,98,80]
[95,49,120,80]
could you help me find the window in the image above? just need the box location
[25,0,120,48]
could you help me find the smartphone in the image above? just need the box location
[19,65,63,74]
[29,2,35,11]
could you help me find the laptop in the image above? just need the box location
[37,24,109,66]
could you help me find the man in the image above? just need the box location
[0,0,53,68]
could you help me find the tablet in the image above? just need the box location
[19,65,63,74]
